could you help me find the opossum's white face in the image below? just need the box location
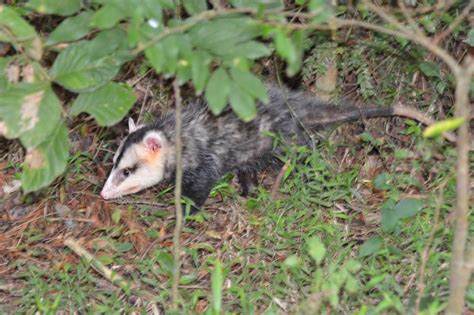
[100,119,169,200]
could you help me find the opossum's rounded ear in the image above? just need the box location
[128,117,137,133]
[144,133,162,153]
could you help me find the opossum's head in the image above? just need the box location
[100,118,170,200]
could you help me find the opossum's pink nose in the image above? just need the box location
[100,191,107,199]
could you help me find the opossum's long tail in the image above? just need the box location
[299,102,457,143]
[300,104,394,128]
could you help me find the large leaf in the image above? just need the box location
[205,68,231,115]
[27,0,81,16]
[191,50,211,94]
[229,83,257,122]
[0,6,42,60]
[145,42,166,73]
[182,0,207,15]
[232,41,271,59]
[21,122,69,193]
[190,16,261,57]
[274,29,297,64]
[70,82,136,126]
[0,83,62,148]
[50,28,130,92]
[230,68,269,104]
[90,3,126,29]
[46,11,93,46]
[141,0,163,21]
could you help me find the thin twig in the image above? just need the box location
[171,79,184,309]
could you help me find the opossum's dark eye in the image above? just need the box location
[122,169,131,177]
[122,164,137,177]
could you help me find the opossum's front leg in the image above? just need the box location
[182,166,220,212]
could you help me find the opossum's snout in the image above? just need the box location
[100,130,169,200]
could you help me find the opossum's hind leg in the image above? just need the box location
[237,170,258,197]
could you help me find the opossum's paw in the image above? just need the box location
[237,170,259,197]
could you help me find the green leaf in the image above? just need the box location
[70,82,136,126]
[190,16,261,57]
[230,0,284,10]
[419,61,441,78]
[373,173,391,190]
[0,83,62,148]
[97,254,114,265]
[274,30,297,64]
[232,41,272,59]
[423,118,464,138]
[50,28,130,92]
[307,237,326,264]
[155,251,174,276]
[0,6,42,60]
[182,0,207,15]
[394,198,424,219]
[160,34,183,75]
[380,199,397,233]
[191,50,211,94]
[205,68,231,115]
[230,68,269,104]
[358,235,383,258]
[46,11,93,46]
[211,259,223,314]
[90,3,126,29]
[464,28,474,46]
[286,30,305,76]
[381,206,398,233]
[0,6,37,41]
[229,83,257,122]
[141,0,163,21]
[145,42,165,73]
[21,122,69,193]
[115,242,133,252]
[27,0,81,16]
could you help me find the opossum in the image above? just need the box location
[100,83,450,207]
